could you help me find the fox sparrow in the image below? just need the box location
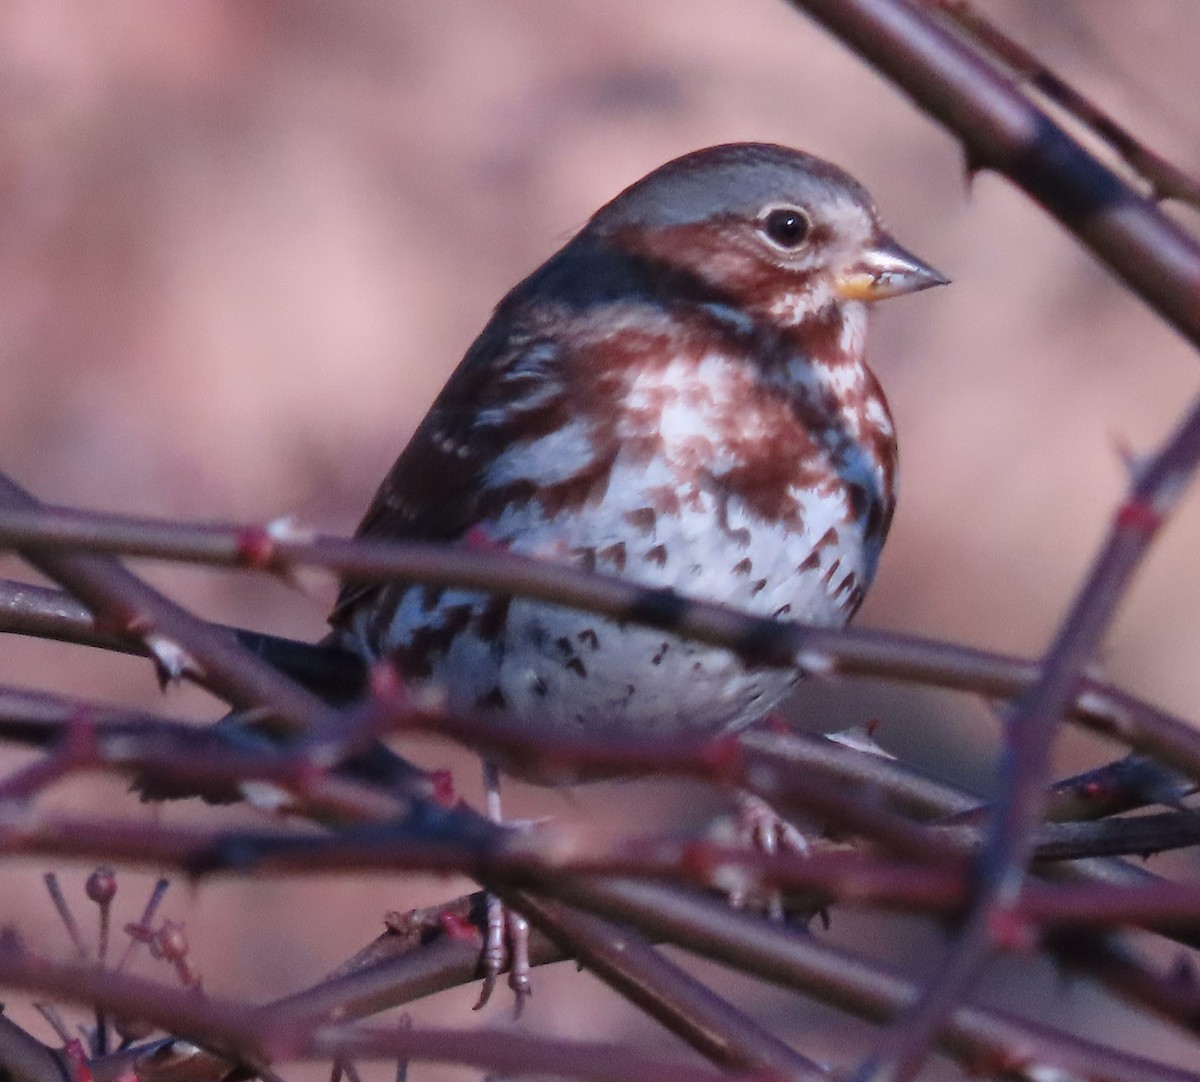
[329,142,946,1002]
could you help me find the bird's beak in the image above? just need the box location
[835,237,949,301]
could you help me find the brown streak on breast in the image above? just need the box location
[645,544,668,567]
[598,541,628,571]
[625,507,657,534]
[645,484,682,517]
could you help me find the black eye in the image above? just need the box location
[760,207,811,249]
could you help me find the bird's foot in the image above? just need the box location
[473,892,532,1014]
[473,759,534,1014]
[730,791,809,920]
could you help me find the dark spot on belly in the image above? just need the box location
[578,628,599,650]
[531,675,549,697]
[598,541,627,571]
[732,557,753,575]
[797,550,821,572]
[565,657,587,677]
[822,557,841,585]
[652,641,670,665]
[773,603,791,618]
[645,544,668,567]
[751,578,768,596]
[626,507,656,534]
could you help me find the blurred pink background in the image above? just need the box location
[2,2,1199,1077]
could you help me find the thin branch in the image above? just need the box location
[5,502,1200,781]
[848,395,1200,1079]
[541,877,1200,1082]
[509,892,828,1078]
[0,475,374,756]
[0,941,741,1082]
[785,0,1200,351]
[928,0,1200,206]
[6,808,1200,935]
[0,1016,69,1082]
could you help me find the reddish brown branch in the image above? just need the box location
[786,0,1200,351]
[542,877,1200,1082]
[3,506,1200,783]
[0,475,346,744]
[0,1018,68,1082]
[929,0,1200,207]
[0,938,740,1082]
[509,893,827,1079]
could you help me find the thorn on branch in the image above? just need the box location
[793,650,835,678]
[1168,953,1200,991]
[961,145,986,187]
[144,635,203,690]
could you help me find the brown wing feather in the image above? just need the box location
[328,318,566,629]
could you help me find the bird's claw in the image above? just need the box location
[472,893,532,1015]
[732,791,810,920]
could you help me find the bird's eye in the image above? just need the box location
[759,207,811,249]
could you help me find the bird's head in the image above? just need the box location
[583,142,946,328]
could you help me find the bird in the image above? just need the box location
[328,142,947,1005]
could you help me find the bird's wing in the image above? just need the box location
[328,320,568,629]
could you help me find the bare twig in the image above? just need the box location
[0,1016,68,1082]
[929,0,1200,206]
[510,893,828,1078]
[785,0,1200,351]
[541,877,1200,1082]
[0,475,365,751]
[0,941,746,1082]
[4,504,1200,780]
